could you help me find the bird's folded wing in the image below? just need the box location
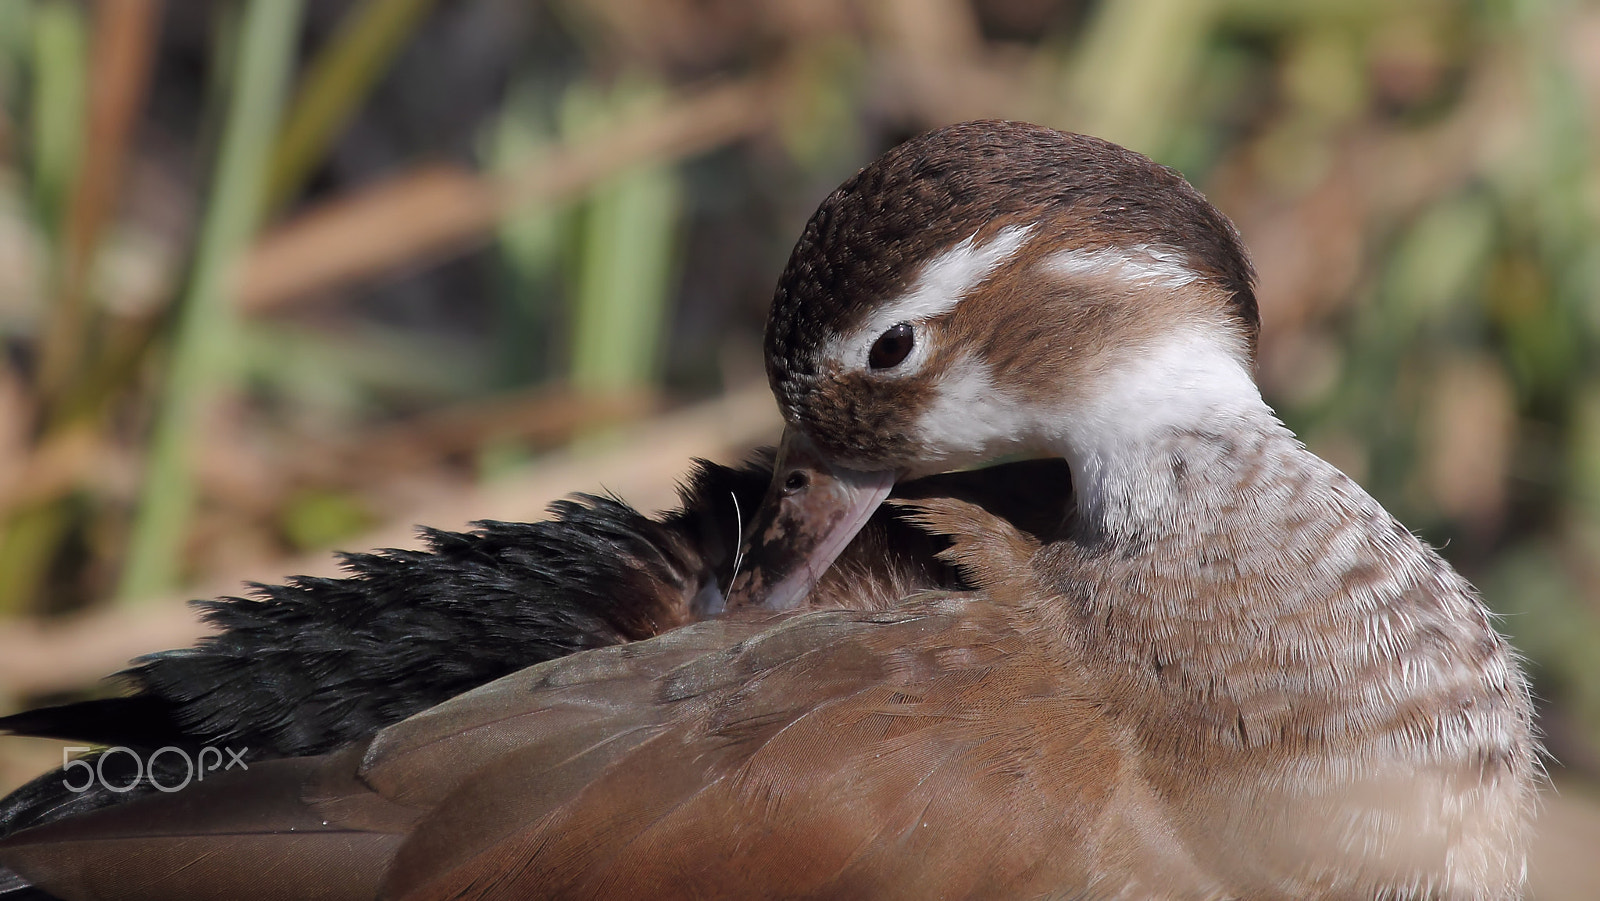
[0,599,1136,901]
[382,600,1128,901]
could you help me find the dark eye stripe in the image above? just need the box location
[868,322,915,370]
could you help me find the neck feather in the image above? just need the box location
[1026,407,1534,896]
[1028,341,1530,773]
[1030,329,1528,770]
[1048,329,1268,534]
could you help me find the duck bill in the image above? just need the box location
[721,428,895,612]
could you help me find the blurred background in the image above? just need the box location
[0,0,1596,893]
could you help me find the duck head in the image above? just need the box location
[725,120,1260,611]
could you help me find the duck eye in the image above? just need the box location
[868,322,915,370]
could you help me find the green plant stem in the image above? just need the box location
[118,0,303,603]
[265,0,437,211]
[489,76,562,389]
[1066,0,1216,155]
[564,83,683,403]
[27,0,85,240]
[38,0,161,414]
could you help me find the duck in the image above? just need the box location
[0,120,1535,900]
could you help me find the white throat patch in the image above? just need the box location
[910,353,1034,473]
[1051,328,1267,520]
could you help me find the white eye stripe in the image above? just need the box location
[1046,244,1200,288]
[872,223,1037,328]
[831,223,1036,371]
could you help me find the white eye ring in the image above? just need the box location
[868,322,915,370]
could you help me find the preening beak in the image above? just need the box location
[719,428,895,612]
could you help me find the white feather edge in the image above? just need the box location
[827,223,1037,372]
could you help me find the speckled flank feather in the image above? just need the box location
[1021,405,1535,899]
